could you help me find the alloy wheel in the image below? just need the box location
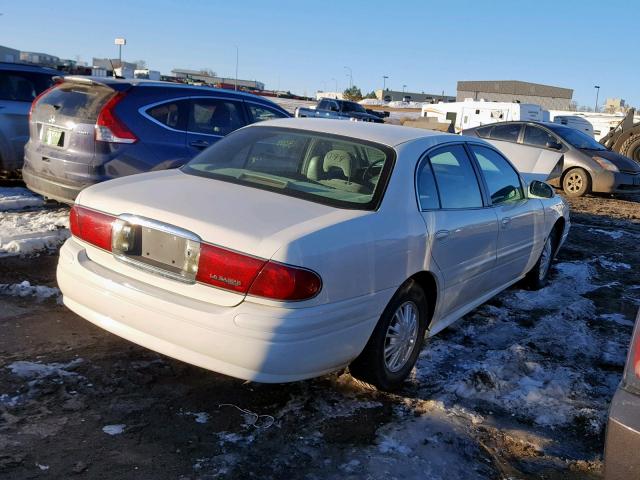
[384,301,419,373]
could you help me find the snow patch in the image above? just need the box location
[102,424,126,435]
[0,187,45,211]
[589,228,624,240]
[0,208,69,256]
[0,280,60,299]
[600,313,635,327]
[7,359,83,380]
[598,257,631,270]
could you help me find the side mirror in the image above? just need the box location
[529,180,554,199]
[545,140,563,151]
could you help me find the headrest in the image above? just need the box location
[323,150,353,178]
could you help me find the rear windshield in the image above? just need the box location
[182,126,395,210]
[38,83,115,122]
[0,70,55,102]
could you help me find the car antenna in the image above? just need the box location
[109,59,123,79]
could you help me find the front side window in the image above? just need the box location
[547,124,607,150]
[471,145,524,205]
[182,126,395,210]
[248,104,287,123]
[428,145,483,209]
[523,125,559,149]
[146,100,187,130]
[490,123,521,142]
[188,99,245,136]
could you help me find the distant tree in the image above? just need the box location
[343,85,363,101]
[200,68,216,77]
[568,101,578,111]
[364,90,378,100]
[135,59,147,69]
[579,105,594,112]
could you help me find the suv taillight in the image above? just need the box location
[95,92,138,144]
[69,205,115,251]
[196,243,322,301]
[622,308,640,393]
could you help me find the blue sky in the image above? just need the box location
[1,0,638,107]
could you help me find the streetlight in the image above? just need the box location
[344,66,353,89]
[235,46,239,91]
[383,75,388,93]
[402,84,407,93]
[114,37,126,67]
[594,85,600,112]
[331,77,338,93]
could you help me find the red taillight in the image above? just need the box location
[95,92,138,144]
[196,243,322,301]
[196,243,267,294]
[623,309,640,392]
[28,83,59,122]
[248,261,322,301]
[69,205,115,251]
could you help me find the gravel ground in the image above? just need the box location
[0,189,638,479]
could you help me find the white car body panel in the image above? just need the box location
[58,119,570,382]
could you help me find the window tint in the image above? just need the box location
[475,125,493,138]
[428,145,483,209]
[0,71,54,102]
[416,159,440,209]
[146,100,187,130]
[490,123,521,142]
[188,99,245,136]
[182,127,394,210]
[471,145,523,205]
[248,104,287,123]
[523,126,558,148]
[38,83,114,122]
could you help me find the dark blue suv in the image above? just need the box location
[23,76,290,203]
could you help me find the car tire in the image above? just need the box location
[619,134,640,163]
[349,280,428,391]
[562,167,591,197]
[524,229,558,290]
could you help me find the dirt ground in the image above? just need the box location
[1,192,639,480]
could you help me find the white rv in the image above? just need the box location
[548,111,640,141]
[421,100,546,133]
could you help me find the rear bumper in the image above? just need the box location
[22,166,86,204]
[57,238,385,383]
[592,170,640,194]
[604,387,640,479]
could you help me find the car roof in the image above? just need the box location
[0,62,61,75]
[255,118,463,147]
[468,120,560,130]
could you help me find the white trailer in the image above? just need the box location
[548,111,640,141]
[421,100,546,133]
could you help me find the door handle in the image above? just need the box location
[501,217,512,228]
[189,140,210,149]
[435,230,450,240]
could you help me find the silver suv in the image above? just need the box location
[0,62,59,176]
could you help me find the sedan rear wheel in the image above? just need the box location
[349,280,428,391]
[562,167,590,197]
[525,229,558,290]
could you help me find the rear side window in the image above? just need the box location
[474,125,493,138]
[470,145,523,205]
[146,100,187,130]
[428,145,483,209]
[188,99,245,136]
[248,104,287,123]
[38,83,114,122]
[416,159,440,210]
[0,71,54,102]
[490,123,521,142]
[523,125,559,148]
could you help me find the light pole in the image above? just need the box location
[383,75,388,93]
[235,46,239,91]
[114,37,126,68]
[594,85,600,112]
[344,66,353,89]
[402,84,407,93]
[331,77,338,93]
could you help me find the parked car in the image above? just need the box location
[295,98,384,123]
[604,308,640,479]
[463,121,640,197]
[23,76,290,203]
[57,119,569,390]
[0,62,60,176]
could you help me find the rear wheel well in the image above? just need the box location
[408,271,437,323]
[551,217,565,253]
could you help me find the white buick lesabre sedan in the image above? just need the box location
[57,118,569,390]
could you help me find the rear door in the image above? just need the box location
[0,69,54,170]
[518,125,565,182]
[469,144,544,286]
[138,98,189,168]
[417,144,499,319]
[185,97,247,155]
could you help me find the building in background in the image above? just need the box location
[315,91,343,100]
[457,80,573,110]
[134,69,161,80]
[92,58,138,78]
[171,69,265,91]
[19,51,60,68]
[0,45,20,63]
[604,98,627,114]
[375,89,455,103]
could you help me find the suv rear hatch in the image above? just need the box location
[25,78,135,192]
